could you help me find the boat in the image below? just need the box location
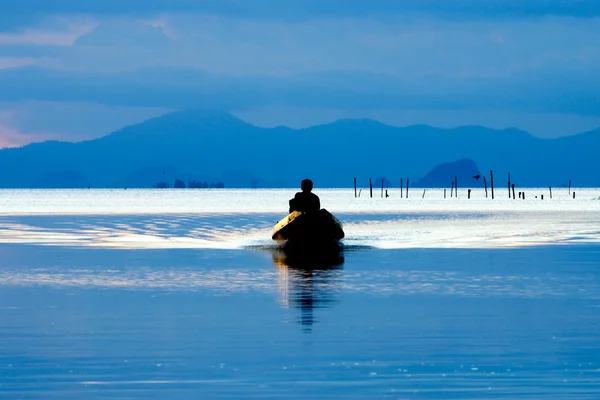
[272,243,345,269]
[272,209,345,244]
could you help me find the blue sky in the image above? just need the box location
[1,0,600,146]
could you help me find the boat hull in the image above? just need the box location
[272,209,345,243]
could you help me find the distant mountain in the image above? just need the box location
[0,109,598,188]
[32,170,89,189]
[416,159,480,188]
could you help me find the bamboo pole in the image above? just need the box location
[484,176,488,198]
[454,176,458,197]
[400,178,403,198]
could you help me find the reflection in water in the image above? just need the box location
[272,242,344,332]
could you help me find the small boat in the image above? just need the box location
[272,209,345,243]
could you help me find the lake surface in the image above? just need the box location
[1,189,600,399]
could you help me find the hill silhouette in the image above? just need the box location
[416,159,480,188]
[0,109,598,188]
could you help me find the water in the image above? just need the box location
[1,189,600,398]
[0,188,599,249]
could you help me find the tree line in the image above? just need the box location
[153,179,225,189]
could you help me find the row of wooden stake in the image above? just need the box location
[353,172,575,199]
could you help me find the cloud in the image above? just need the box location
[0,64,598,117]
[0,113,52,147]
[0,15,96,43]
[0,101,169,144]
[3,14,598,78]
[0,57,39,69]
[0,28,83,46]
[2,0,600,22]
[0,4,598,141]
[0,14,598,117]
[0,120,90,148]
[74,20,171,47]
[0,124,25,147]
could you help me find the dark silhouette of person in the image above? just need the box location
[289,179,321,213]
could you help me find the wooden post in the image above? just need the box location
[573,192,576,199]
[422,189,426,198]
[484,176,488,198]
[508,172,511,198]
[523,192,525,200]
[369,178,373,198]
[569,180,572,195]
[518,192,521,199]
[468,189,471,199]
[549,186,552,199]
[451,181,454,198]
[512,184,516,200]
[400,178,403,198]
[381,179,384,198]
[354,177,357,198]
[406,179,409,198]
[490,170,495,200]
[541,194,544,200]
[444,189,446,198]
[358,189,362,197]
[454,176,458,197]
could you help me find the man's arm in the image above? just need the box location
[289,193,301,213]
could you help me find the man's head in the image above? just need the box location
[301,179,313,192]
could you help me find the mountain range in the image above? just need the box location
[0,109,598,188]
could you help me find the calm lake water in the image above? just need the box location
[1,189,600,399]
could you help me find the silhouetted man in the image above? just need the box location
[289,179,320,213]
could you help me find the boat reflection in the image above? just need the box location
[272,242,344,332]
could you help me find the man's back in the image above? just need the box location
[289,191,320,213]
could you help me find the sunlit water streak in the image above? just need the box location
[0,189,599,249]
[0,188,599,214]
[1,264,598,300]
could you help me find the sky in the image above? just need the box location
[1,0,600,147]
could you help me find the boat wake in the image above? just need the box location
[0,210,599,250]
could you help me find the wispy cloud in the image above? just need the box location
[0,57,39,69]
[0,123,47,148]
[2,0,600,21]
[0,1,598,144]
[0,16,96,45]
[0,101,169,147]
